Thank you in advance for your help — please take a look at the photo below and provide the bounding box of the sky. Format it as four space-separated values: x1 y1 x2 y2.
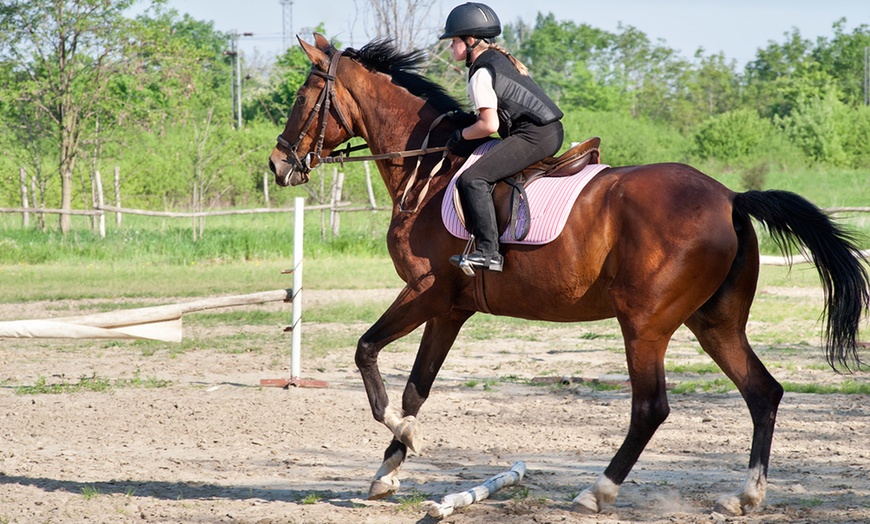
162 0 870 68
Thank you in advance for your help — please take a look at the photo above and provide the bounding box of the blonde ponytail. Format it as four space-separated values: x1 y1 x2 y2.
488 43 529 76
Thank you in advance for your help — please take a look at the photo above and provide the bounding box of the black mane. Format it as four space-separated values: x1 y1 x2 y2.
344 39 461 114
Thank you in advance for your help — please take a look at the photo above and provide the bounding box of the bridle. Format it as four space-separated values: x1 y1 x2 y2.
275 50 355 176
274 48 452 212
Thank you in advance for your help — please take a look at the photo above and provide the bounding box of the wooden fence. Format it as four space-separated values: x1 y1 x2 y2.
2 162 869 260
2 164 388 239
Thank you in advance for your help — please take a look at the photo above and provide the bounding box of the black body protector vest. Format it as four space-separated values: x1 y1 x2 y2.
468 49 563 138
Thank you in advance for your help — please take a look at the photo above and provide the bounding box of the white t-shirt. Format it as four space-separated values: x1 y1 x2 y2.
467 68 498 113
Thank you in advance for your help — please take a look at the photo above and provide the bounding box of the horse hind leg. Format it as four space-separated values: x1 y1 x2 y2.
368 310 472 500
686 314 783 515
685 252 783 515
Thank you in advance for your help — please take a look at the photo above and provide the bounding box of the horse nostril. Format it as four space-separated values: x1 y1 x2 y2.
268 158 277 175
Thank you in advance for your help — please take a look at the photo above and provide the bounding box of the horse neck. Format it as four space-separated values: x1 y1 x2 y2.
350 73 446 203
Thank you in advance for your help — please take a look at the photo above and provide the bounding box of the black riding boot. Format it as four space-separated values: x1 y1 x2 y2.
449 179 504 273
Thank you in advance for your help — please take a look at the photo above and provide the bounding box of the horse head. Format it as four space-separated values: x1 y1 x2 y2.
269 34 357 187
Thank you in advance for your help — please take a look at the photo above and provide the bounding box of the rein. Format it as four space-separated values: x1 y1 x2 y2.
275 49 452 214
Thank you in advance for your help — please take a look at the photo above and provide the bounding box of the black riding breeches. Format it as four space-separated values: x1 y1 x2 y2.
455 120 564 254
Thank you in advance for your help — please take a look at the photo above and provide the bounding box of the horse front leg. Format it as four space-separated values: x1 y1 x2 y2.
367 309 474 499
354 285 458 497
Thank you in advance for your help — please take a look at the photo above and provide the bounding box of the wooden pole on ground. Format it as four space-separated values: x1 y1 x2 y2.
424 462 527 518
0 289 292 342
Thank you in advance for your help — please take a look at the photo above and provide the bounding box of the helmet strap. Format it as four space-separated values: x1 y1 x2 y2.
464 37 482 67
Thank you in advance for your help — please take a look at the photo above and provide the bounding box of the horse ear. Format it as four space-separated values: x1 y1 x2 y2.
313 33 333 52
297 35 329 71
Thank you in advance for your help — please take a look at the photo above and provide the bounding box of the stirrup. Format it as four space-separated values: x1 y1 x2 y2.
449 252 504 275
454 255 477 276
452 235 478 276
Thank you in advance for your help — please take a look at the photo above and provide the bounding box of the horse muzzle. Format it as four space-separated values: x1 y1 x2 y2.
269 149 311 187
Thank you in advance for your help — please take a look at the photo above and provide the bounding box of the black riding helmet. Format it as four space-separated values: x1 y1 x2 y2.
439 2 501 40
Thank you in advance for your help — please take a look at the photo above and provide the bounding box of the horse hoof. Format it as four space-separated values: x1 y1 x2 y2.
570 491 599 514
367 477 400 500
395 416 421 453
714 495 744 516
570 501 598 514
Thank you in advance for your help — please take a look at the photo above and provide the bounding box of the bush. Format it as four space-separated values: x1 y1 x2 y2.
774 90 852 167
561 109 689 166
839 104 870 169
691 109 800 167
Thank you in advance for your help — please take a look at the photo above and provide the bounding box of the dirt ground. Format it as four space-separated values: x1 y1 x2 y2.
1 289 869 524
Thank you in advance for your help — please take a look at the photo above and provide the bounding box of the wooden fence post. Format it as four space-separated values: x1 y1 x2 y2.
364 161 377 211
320 175 326 239
19 167 29 228
192 182 198 242
31 177 45 232
114 166 122 227
331 170 344 236
263 171 270 207
94 170 106 238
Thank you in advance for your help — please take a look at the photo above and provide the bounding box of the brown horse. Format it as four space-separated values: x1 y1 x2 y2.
269 34 869 516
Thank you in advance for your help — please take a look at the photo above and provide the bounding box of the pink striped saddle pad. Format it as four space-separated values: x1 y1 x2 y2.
441 140 610 245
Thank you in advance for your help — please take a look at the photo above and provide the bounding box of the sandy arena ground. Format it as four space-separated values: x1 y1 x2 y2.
1 289 868 524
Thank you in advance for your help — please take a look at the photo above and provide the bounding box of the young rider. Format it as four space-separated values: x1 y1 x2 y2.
441 2 564 273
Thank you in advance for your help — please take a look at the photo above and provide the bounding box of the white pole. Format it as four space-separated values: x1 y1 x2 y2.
94 169 106 239
19 167 29 228
364 161 377 210
291 196 304 379
425 461 527 519
332 171 344 236
114 166 122 227
263 171 270 207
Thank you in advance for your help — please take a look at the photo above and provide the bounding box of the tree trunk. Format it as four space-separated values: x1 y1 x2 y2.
59 93 78 234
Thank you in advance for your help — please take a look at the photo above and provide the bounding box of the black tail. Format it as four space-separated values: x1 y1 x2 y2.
733 190 869 372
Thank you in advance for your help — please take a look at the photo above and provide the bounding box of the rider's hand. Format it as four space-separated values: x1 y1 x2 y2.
446 129 464 153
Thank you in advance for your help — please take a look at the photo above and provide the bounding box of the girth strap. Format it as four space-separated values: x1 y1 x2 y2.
474 272 492 314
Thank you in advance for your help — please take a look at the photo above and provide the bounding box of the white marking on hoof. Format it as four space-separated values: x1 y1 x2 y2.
570 491 599 514
714 465 766 516
394 416 421 453
382 404 421 453
368 476 400 500
368 443 404 500
714 494 744 516
383 404 404 430
571 475 620 513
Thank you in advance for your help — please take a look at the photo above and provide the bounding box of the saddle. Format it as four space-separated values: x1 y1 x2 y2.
453 136 601 241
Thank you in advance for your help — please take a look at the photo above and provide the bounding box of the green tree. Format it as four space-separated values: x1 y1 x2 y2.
248 26 333 124
517 13 609 107
687 50 740 118
743 28 835 118
0 0 143 233
0 1 236 229
812 18 870 107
